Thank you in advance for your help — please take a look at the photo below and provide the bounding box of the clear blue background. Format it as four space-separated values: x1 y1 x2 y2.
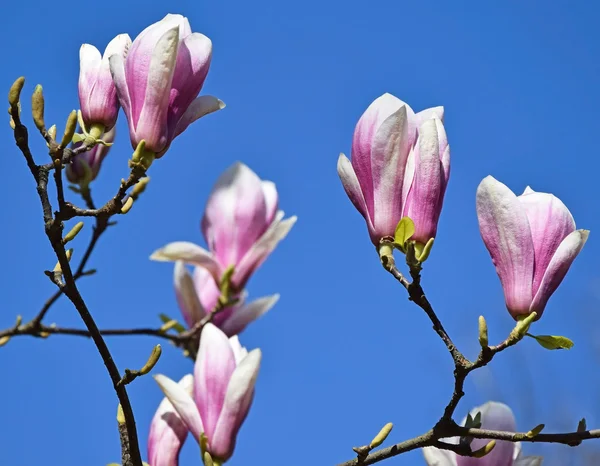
0 1 599 465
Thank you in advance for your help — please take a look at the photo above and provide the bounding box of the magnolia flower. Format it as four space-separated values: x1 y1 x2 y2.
109 14 224 157
148 375 193 466
154 324 261 463
150 162 296 291
66 126 116 184
338 93 450 246
476 176 588 320
174 261 279 336
79 34 131 131
423 402 542 466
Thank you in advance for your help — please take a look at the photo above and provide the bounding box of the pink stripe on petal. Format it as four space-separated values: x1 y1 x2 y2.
150 242 222 284
530 229 588 316
337 153 370 230
261 181 279 225
370 101 417 236
351 93 407 222
172 95 224 139
192 266 221 314
109 54 134 137
135 26 180 152
167 32 212 137
202 163 269 267
154 374 204 442
78 44 101 120
126 15 186 125
84 34 130 128
402 119 443 243
174 261 205 328
233 214 296 290
194 324 237 442
220 294 280 337
148 375 193 466
211 349 261 461
476 176 534 318
517 189 576 295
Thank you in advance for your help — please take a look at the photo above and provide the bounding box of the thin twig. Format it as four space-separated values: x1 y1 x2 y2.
337 246 599 465
10 101 143 466
30 213 110 327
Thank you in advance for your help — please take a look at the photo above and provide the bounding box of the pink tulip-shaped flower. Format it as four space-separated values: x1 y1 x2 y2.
79 34 131 132
154 324 261 463
66 126 116 184
148 375 193 466
338 93 450 246
423 402 542 466
150 162 296 291
174 261 279 336
476 176 588 320
109 14 224 157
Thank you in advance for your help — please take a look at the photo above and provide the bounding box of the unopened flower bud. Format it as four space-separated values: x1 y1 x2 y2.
31 85 45 132
8 76 25 108
60 110 78 148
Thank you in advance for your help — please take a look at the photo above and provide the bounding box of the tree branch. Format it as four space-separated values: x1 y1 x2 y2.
338 245 598 465
10 97 144 466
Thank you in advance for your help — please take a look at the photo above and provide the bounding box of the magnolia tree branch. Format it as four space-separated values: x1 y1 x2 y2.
336 243 598 465
29 212 109 327
9 85 145 466
0 297 235 360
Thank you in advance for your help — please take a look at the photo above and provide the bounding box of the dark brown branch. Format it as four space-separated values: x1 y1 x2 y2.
30 207 110 327
457 426 600 446
338 244 596 465
0 323 180 342
337 430 435 466
0 297 238 360
338 425 600 466
59 165 146 221
10 99 143 466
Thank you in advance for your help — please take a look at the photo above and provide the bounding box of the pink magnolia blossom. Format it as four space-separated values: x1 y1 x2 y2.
148 375 193 466
66 126 116 184
79 34 131 131
476 176 588 320
154 324 261 463
109 14 224 157
338 93 450 246
423 402 542 466
150 162 296 291
174 261 279 336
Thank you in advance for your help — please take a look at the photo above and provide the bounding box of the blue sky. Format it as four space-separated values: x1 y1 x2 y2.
1 1 599 465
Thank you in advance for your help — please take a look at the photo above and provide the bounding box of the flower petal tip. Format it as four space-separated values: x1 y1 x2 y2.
149 249 168 261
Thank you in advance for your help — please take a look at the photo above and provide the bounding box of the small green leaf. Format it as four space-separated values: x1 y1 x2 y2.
416 237 435 262
159 314 186 334
527 334 574 350
526 423 545 438
394 217 415 250
71 133 85 143
464 412 482 429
